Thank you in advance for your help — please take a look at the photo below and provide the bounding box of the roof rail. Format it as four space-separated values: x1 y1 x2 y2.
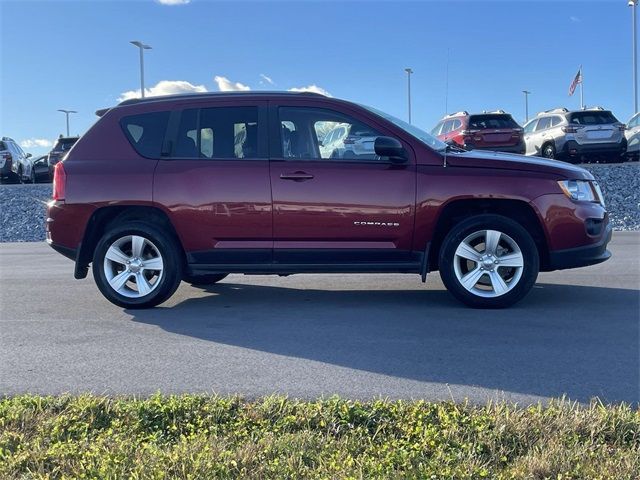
582 106 605 111
444 111 468 118
537 107 569 116
483 109 507 114
1 136 15 142
116 90 326 108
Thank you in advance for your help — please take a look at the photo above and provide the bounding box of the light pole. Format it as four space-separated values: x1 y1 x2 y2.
404 67 413 124
522 90 531 122
630 0 638 113
57 109 77 136
130 40 152 98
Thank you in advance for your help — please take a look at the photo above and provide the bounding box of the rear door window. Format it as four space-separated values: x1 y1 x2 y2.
173 106 264 159
535 117 552 131
120 111 170 158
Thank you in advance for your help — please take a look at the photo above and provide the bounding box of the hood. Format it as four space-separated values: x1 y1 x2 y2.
444 149 593 180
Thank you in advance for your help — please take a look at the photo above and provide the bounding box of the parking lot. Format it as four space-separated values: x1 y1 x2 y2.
1 233 638 405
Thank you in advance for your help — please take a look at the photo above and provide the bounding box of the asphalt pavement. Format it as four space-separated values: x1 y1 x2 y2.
1 233 638 405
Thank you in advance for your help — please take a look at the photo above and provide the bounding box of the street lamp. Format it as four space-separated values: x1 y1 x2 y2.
522 90 531 122
630 0 638 113
404 67 413 124
130 40 152 98
57 109 77 137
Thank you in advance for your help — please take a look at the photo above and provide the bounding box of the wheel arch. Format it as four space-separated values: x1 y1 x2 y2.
75 205 184 279
427 198 550 272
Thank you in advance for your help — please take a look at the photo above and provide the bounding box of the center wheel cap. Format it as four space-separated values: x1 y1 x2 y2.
129 258 143 273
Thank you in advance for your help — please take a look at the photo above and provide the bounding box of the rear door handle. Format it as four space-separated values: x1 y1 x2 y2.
280 171 314 181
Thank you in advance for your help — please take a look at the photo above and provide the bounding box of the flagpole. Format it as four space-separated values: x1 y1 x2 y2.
580 66 584 109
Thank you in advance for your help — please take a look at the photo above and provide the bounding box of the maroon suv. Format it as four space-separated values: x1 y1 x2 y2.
46 92 611 309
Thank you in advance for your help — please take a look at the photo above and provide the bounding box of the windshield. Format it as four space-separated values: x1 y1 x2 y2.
360 104 447 152
53 138 78 152
468 114 520 130
568 111 618 125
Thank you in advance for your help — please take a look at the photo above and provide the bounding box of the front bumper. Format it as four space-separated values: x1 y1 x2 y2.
547 224 612 270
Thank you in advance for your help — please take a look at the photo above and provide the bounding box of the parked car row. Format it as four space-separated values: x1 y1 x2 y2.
0 135 78 184
430 107 633 164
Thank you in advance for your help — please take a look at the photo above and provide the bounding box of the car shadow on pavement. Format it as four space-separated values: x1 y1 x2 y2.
128 282 640 404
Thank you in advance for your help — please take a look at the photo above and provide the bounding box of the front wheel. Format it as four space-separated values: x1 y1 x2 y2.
92 222 183 309
438 215 539 308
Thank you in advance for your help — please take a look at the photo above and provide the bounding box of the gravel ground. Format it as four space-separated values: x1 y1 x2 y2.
1 162 638 242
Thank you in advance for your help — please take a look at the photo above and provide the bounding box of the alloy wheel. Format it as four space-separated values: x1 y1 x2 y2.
453 229 524 298
103 235 164 298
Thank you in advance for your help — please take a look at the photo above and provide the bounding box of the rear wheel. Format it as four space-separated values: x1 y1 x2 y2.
92 222 183 309
29 168 36 184
439 214 539 308
541 142 556 159
183 273 228 286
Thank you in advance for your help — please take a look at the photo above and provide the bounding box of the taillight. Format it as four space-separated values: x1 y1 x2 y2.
562 125 579 133
511 129 523 138
1 152 12 161
52 162 66 201
618 124 626 131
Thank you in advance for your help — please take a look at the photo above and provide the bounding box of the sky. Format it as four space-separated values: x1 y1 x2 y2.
0 0 635 155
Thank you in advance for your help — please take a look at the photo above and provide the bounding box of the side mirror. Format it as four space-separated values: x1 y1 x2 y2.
26 153 32 159
374 136 407 163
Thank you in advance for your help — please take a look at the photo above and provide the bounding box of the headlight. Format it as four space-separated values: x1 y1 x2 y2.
557 180 605 206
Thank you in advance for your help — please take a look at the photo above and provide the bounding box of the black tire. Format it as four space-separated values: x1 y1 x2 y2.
438 214 539 309
92 221 183 309
16 167 24 184
29 168 36 184
183 273 228 286
541 142 556 160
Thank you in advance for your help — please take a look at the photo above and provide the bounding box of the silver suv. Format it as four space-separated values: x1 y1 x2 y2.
523 107 626 163
0 136 34 183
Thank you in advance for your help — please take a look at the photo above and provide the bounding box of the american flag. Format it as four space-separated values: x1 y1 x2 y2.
568 67 582 96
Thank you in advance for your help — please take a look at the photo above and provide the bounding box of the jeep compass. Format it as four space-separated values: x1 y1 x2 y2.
46 92 611 309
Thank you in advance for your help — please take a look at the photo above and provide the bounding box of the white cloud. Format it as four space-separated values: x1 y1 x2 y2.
288 84 331 97
214 75 251 91
20 138 53 149
259 73 275 86
570 16 581 23
156 0 190 5
118 80 207 102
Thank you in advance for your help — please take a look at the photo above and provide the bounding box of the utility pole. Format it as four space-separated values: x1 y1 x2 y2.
404 68 413 124
130 41 152 98
522 90 531 122
57 109 77 136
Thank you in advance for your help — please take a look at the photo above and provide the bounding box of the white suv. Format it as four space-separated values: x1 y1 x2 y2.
625 112 640 160
523 108 627 163
0 137 34 183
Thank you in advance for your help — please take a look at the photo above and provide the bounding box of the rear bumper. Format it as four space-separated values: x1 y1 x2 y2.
561 139 627 158
547 224 612 270
46 238 77 261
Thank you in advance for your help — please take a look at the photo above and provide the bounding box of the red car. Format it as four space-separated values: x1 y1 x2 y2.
431 111 525 154
47 92 610 309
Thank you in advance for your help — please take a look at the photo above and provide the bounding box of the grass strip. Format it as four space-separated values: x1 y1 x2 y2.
0 394 638 479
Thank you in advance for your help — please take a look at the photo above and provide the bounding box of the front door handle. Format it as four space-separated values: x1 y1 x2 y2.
280 171 314 181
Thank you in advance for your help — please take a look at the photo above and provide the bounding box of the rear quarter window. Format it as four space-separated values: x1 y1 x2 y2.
120 111 170 158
